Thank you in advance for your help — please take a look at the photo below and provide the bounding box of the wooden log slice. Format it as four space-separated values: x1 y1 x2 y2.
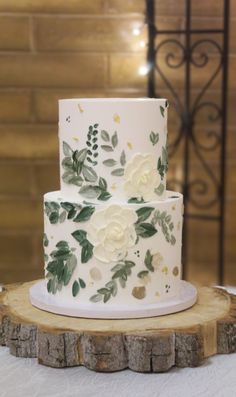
0 280 236 372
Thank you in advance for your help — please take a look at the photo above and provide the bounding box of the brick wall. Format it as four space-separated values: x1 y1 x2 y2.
0 0 235 285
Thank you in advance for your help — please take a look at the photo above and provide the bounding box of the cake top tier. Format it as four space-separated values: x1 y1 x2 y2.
59 98 168 203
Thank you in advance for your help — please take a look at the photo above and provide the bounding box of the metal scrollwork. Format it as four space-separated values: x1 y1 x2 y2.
146 0 229 283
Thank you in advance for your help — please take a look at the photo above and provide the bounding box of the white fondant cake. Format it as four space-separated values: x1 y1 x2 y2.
32 98 196 317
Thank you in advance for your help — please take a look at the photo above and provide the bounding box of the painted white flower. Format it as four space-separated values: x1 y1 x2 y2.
87 205 138 263
124 153 161 201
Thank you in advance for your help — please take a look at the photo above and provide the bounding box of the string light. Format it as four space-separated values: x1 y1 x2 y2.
139 40 146 48
138 64 150 76
132 27 141 36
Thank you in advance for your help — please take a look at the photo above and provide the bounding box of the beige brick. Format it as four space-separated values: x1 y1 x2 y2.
34 89 146 122
0 124 58 159
107 0 145 13
109 53 234 90
0 0 104 13
109 53 146 88
33 16 145 52
0 199 43 230
0 163 32 196
0 16 29 50
108 0 223 16
33 163 60 194
0 54 106 88
0 90 31 122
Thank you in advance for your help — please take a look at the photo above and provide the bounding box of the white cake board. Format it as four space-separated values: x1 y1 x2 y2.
29 280 197 319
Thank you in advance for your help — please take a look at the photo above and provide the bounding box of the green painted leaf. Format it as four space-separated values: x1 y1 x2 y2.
136 207 154 223
104 293 111 303
79 185 101 199
59 210 67 223
128 197 145 204
105 280 117 297
94 123 99 128
160 105 165 117
43 233 49 247
170 235 176 245
112 269 125 280
49 212 59 224
103 159 117 167
111 264 123 272
63 141 73 156
145 249 154 272
79 278 86 288
111 168 124 176
136 223 157 238
47 279 52 293
81 241 93 263
124 260 135 268
67 208 77 219
73 206 95 222
111 131 118 148
90 294 103 302
62 156 73 170
97 288 109 295
82 165 98 183
98 177 107 191
73 148 87 163
120 150 126 166
101 130 110 142
97 191 111 201
101 145 113 152
155 182 165 196
137 270 149 278
60 202 74 212
149 131 159 146
56 241 69 249
72 280 80 297
71 229 87 244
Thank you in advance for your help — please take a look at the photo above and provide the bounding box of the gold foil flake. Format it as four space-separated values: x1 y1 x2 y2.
161 266 168 275
172 266 179 277
127 142 133 150
73 136 79 142
111 183 117 190
113 113 120 123
78 104 84 113
132 286 146 300
172 205 176 211
155 291 160 298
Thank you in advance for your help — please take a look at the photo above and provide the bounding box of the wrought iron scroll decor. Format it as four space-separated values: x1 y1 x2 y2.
146 0 229 283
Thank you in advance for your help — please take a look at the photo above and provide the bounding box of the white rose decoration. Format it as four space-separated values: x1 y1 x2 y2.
124 153 161 201
87 205 138 263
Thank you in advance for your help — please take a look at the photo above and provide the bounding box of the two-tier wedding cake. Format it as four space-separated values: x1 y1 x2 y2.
30 98 197 318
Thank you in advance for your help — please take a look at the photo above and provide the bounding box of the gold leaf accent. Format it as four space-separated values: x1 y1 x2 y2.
78 104 84 113
127 142 133 150
111 183 117 190
172 205 176 211
73 136 79 142
113 113 120 123
172 266 179 277
155 291 160 298
132 286 146 300
161 266 168 275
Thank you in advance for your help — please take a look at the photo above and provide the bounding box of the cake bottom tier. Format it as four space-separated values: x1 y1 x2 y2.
43 190 183 307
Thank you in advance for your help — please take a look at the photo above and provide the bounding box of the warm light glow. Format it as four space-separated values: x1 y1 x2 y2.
139 40 146 48
132 27 141 36
138 64 150 76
